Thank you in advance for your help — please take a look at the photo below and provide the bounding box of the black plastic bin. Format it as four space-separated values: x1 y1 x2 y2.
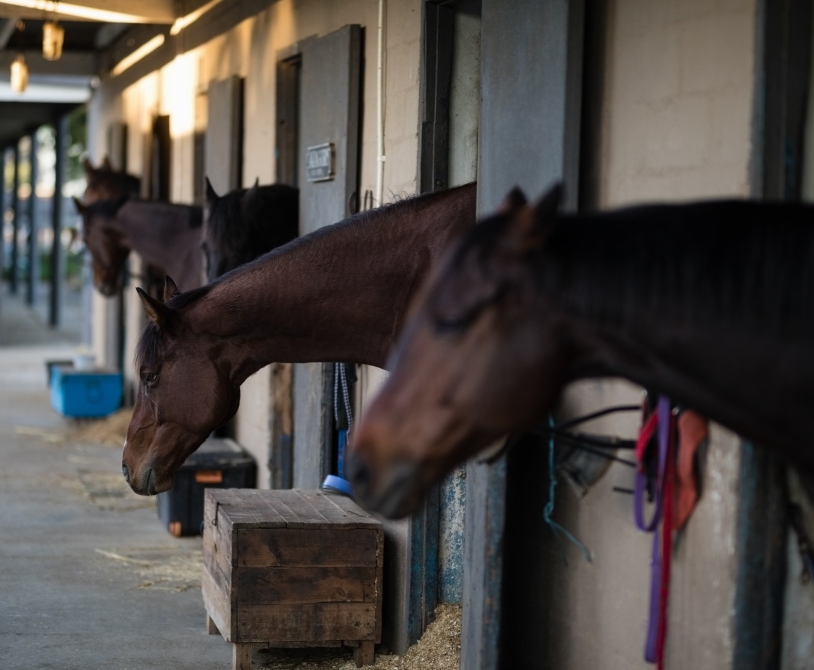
157 437 257 536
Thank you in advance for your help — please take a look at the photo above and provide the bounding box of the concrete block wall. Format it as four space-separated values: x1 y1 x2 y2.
537 1 760 668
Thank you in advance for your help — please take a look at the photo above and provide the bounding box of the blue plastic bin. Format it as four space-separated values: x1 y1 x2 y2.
49 366 123 418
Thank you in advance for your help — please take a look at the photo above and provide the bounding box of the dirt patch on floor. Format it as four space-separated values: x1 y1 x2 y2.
255 603 461 670
77 469 155 511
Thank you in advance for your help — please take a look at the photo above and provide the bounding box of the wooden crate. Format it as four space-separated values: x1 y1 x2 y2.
202 489 383 669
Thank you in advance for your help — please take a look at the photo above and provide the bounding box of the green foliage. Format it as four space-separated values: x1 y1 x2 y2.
65 106 87 184
37 248 83 284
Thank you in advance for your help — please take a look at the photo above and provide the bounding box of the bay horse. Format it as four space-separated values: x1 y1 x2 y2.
348 185 814 517
203 178 299 281
82 157 141 204
74 197 204 297
121 183 477 495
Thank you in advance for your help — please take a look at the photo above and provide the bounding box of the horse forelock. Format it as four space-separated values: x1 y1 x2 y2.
135 320 164 371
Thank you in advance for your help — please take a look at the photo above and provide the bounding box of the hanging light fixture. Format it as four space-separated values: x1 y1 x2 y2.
42 20 64 61
10 20 28 94
10 53 29 93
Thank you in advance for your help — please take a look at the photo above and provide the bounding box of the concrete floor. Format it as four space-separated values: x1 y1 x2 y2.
0 290 232 669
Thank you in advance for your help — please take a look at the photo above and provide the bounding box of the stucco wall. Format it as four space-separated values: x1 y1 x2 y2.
543 1 758 668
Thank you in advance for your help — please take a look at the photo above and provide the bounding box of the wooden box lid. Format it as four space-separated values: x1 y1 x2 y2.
205 489 381 531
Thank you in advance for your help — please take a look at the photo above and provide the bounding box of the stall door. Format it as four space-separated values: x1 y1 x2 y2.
292 25 361 489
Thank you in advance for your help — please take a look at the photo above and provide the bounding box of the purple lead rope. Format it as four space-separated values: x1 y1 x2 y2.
634 397 671 663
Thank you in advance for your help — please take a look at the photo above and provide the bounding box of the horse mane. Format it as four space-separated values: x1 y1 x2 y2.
206 184 299 268
135 183 476 370
85 196 130 219
88 197 202 228
536 200 814 337
87 168 141 196
216 181 475 274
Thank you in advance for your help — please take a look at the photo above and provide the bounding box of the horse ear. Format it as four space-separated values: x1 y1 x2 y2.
163 276 180 303
205 177 219 205
497 187 527 214
242 178 262 213
137 287 174 329
508 182 563 251
65 226 80 247
102 156 113 171
111 195 129 214
533 182 563 222
73 197 88 215
82 158 94 175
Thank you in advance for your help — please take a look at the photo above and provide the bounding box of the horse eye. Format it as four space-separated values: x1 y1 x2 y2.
434 314 475 334
143 373 158 386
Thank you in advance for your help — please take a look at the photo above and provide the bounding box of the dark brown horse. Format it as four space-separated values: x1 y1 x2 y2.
82 157 141 204
121 183 477 495
348 186 814 517
203 178 299 281
74 198 204 297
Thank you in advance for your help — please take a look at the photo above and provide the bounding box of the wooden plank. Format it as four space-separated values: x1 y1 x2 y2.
374 565 383 644
232 642 254 670
203 543 233 599
321 492 383 528
202 569 232 642
203 526 233 577
353 641 375 667
237 529 380 568
264 641 342 648
265 489 331 528
236 603 376 642
236 567 378 605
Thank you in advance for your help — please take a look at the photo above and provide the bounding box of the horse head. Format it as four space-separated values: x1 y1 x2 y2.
347 184 570 518
202 176 299 282
122 277 241 495
73 196 131 297
82 157 140 205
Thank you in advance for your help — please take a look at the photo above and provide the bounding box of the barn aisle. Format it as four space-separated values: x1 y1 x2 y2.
0 291 231 670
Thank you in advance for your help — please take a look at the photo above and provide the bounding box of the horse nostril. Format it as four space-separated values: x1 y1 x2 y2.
122 463 130 483
145 468 157 496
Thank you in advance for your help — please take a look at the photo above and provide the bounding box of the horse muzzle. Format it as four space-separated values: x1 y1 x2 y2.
346 455 423 519
126 465 173 496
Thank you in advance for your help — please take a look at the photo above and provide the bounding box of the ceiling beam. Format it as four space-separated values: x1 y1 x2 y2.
98 0 279 96
0 16 16 48
0 1 175 23
0 50 96 76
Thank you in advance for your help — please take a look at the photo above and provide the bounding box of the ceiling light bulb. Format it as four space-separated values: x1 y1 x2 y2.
10 53 29 93
43 21 65 61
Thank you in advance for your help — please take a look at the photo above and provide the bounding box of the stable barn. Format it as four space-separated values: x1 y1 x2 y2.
2 0 814 668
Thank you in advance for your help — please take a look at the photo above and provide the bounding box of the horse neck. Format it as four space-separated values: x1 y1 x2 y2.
115 201 203 290
552 203 814 459
189 184 476 381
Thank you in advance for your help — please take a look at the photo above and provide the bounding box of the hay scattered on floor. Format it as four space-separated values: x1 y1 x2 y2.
77 469 154 511
13 408 133 448
256 603 461 670
70 408 133 447
95 545 203 593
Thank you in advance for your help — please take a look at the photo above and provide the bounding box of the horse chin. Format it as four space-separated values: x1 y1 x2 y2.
357 462 426 519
